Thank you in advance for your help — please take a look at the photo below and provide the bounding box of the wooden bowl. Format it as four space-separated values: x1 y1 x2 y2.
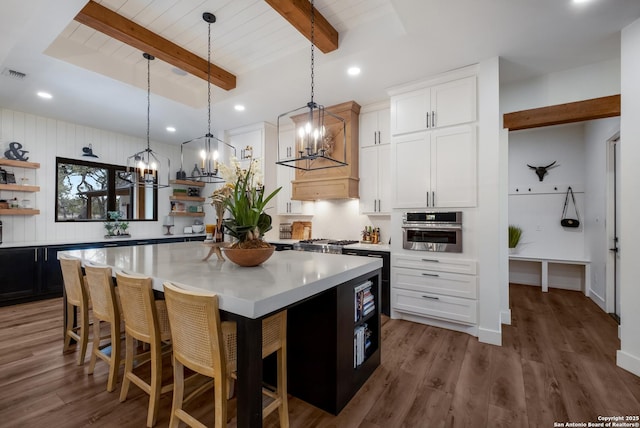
222 245 275 267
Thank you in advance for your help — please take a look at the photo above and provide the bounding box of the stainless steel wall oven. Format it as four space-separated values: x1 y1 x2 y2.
402 211 463 252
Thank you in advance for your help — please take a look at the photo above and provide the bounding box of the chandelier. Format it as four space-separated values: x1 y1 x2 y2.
127 53 170 188
276 0 347 171
182 12 234 183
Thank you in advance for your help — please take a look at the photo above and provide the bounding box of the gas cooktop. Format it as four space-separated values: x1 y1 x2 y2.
293 239 359 254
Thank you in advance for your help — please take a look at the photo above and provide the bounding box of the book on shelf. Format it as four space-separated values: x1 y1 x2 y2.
353 323 373 368
354 280 375 322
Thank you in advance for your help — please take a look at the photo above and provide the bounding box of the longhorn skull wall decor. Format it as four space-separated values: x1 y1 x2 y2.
527 161 557 181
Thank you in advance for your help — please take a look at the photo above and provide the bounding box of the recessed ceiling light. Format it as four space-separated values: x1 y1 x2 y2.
347 67 361 76
37 91 52 99
234 104 245 111
166 126 176 133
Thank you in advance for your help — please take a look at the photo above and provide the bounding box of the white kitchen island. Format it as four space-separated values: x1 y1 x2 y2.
60 241 383 428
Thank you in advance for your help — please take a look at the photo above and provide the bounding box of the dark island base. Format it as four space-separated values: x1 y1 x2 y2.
280 270 382 415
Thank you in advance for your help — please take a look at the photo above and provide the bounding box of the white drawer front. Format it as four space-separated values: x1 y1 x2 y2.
392 254 476 274
392 267 477 299
392 288 477 325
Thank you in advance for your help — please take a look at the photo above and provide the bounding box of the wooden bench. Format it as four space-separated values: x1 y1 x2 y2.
508 255 590 294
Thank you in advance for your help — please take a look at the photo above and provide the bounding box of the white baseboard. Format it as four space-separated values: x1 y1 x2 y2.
617 350 640 377
501 309 512 325
588 289 606 311
478 326 502 346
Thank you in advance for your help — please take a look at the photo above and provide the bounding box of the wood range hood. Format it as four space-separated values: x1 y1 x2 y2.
291 101 361 200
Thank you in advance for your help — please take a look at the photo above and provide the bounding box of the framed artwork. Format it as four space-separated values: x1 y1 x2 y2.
5 172 16 184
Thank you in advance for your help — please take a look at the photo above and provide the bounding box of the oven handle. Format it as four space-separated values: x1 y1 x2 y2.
401 224 462 231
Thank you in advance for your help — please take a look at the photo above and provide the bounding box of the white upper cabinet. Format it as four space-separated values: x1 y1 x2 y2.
360 107 390 148
360 144 391 214
390 76 476 136
391 125 476 209
276 127 303 215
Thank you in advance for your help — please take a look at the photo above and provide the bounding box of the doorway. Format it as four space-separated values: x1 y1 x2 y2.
606 135 621 323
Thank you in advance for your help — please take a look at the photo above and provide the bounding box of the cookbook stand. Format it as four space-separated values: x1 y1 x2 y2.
202 241 230 261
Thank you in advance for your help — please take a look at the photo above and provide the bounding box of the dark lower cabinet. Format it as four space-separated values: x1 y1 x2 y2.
343 248 390 316
286 269 381 414
0 247 41 305
0 236 206 306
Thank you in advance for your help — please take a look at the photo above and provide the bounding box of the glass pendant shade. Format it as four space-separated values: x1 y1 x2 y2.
127 53 170 189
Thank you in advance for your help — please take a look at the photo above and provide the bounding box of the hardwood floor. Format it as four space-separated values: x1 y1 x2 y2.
1 284 639 427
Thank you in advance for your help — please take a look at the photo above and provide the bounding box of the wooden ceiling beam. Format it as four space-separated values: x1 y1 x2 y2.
503 95 620 131
74 0 236 90
264 0 339 53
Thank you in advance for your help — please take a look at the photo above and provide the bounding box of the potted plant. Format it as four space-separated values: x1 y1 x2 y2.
508 225 523 253
214 155 281 266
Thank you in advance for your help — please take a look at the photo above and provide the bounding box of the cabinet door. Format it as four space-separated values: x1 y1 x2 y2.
377 144 391 214
360 108 390 148
0 247 40 304
359 111 379 149
229 128 263 164
431 76 476 128
431 125 477 207
276 128 303 215
359 146 378 213
392 132 430 208
390 89 429 135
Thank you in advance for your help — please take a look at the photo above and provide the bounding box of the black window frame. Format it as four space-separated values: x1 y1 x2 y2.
55 156 158 222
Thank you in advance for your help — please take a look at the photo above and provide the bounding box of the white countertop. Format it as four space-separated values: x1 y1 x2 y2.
60 241 382 319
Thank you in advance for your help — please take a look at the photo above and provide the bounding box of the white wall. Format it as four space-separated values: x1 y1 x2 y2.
276 200 391 244
618 17 640 377
508 124 586 260
584 117 620 309
0 108 207 245
477 56 503 345
501 58 620 114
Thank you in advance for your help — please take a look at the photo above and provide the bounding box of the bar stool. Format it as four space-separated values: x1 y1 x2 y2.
59 255 90 366
84 263 122 392
116 271 172 428
163 281 290 428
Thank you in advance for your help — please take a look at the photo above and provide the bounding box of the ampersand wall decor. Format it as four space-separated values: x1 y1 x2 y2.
4 142 29 161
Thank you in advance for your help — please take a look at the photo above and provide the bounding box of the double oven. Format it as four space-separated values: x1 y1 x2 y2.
402 211 463 253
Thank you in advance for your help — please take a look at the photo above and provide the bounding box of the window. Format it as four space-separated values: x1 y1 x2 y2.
55 157 157 222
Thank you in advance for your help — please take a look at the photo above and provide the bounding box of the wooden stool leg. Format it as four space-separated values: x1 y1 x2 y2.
88 319 101 374
147 343 162 427
106 321 120 392
78 304 90 366
63 303 74 353
277 348 290 428
119 334 135 402
169 360 185 428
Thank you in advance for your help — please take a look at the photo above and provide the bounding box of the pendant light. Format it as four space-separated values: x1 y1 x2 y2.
182 12 235 183
276 0 347 171
127 53 170 188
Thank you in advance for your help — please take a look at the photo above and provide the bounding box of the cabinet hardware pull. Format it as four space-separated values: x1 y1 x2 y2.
374 199 377 212
367 254 383 258
34 248 38 262
421 295 440 300
432 111 436 127
137 241 149 244
346 252 358 255
44 248 48 262
378 199 381 212
426 192 430 207
432 191 435 206
426 112 430 128
421 272 439 277
104 243 118 247
421 258 440 262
